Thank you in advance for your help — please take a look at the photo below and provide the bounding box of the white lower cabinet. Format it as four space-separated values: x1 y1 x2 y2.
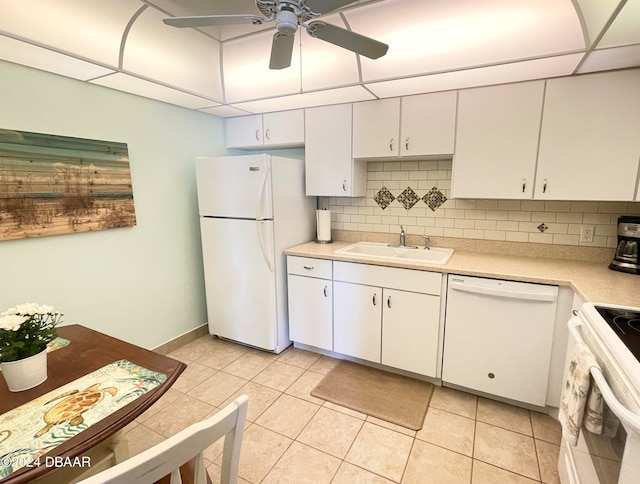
333 262 443 378
334 281 382 362
287 257 333 351
381 288 440 377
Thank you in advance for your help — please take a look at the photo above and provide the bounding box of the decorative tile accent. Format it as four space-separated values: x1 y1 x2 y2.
423 187 447 211
374 186 395 210
397 187 420 210
537 223 549 233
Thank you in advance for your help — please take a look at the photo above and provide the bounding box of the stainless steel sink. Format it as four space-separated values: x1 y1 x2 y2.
335 241 454 265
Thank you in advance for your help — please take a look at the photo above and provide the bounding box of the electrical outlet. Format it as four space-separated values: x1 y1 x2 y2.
580 225 595 243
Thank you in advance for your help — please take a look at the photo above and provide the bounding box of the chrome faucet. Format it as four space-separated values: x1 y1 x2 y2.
422 234 431 250
388 225 417 248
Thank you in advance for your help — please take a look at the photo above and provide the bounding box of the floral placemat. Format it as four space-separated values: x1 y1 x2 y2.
46 337 70 353
0 360 166 478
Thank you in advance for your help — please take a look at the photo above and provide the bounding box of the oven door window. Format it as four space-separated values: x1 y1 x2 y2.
582 399 625 483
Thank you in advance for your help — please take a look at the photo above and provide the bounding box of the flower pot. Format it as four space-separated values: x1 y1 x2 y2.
1 349 48 392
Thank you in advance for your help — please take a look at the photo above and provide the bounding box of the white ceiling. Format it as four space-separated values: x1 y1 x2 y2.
0 0 638 117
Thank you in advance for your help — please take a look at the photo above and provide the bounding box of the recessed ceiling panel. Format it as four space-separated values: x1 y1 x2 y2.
229 85 375 113
223 29 302 103
578 45 640 73
91 72 218 109
123 7 222 101
300 14 360 91
598 0 640 48
345 0 585 82
0 0 140 67
572 0 622 46
0 36 114 80
365 54 584 98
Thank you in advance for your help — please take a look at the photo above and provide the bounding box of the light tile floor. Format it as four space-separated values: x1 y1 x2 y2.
124 335 563 483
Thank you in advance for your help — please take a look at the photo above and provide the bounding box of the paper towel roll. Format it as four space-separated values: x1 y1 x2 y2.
316 209 332 243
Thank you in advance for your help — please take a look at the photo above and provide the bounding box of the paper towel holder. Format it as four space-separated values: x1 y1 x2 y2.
315 208 332 244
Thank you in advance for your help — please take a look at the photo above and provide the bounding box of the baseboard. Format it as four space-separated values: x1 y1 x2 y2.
152 324 209 355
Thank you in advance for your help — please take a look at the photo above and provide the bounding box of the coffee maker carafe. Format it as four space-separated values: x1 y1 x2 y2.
609 216 640 274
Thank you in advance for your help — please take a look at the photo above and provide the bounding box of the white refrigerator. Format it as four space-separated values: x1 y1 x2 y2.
196 154 316 353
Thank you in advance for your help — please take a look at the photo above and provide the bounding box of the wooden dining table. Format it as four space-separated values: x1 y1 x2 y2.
0 324 186 484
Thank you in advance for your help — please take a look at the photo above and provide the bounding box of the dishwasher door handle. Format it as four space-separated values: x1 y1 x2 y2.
449 281 556 302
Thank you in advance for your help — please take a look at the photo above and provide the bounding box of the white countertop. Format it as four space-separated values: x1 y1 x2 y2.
285 241 640 307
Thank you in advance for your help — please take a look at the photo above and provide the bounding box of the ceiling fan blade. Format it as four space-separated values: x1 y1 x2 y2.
269 33 295 70
307 22 388 59
163 14 265 28
305 0 359 14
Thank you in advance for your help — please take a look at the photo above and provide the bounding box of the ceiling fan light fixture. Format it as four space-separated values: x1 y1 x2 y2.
276 8 299 35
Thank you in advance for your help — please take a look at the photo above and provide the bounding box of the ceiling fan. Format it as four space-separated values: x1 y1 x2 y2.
162 0 389 70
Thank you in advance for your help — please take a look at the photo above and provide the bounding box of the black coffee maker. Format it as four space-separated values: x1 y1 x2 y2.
609 216 640 274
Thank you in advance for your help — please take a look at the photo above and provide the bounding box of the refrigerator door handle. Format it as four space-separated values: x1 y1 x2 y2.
255 161 270 221
257 221 274 272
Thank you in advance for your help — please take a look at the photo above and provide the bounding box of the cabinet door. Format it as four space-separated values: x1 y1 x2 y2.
401 91 456 157
381 289 440 377
352 98 401 158
334 281 382 363
263 109 304 148
452 81 544 199
287 275 333 351
305 104 366 197
536 70 640 201
226 115 264 148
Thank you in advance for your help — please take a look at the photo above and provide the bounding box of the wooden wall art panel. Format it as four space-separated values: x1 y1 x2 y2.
0 129 136 242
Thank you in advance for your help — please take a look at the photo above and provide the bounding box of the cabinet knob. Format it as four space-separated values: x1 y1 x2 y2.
387 295 392 308
323 285 328 297
488 373 495 379
303 265 314 270
255 129 260 141
342 180 347 192
405 138 409 151
372 293 377 306
522 179 526 193
265 128 270 140
389 138 394 151
543 179 548 193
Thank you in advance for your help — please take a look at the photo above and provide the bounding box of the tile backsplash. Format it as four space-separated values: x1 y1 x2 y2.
324 159 640 249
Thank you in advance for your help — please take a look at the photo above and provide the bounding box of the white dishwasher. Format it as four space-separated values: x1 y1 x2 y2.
442 274 558 407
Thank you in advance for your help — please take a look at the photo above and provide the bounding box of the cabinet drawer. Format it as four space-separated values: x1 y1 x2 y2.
334 261 441 295
287 256 332 279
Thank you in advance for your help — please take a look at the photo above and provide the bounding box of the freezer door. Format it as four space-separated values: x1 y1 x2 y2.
196 155 273 219
200 217 277 350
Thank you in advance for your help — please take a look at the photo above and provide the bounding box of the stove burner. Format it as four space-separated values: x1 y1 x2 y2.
629 319 640 333
596 305 640 363
606 308 640 319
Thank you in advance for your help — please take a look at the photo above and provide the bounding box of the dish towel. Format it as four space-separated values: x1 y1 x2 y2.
558 341 600 446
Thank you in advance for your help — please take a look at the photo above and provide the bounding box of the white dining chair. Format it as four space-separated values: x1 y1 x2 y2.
78 394 248 484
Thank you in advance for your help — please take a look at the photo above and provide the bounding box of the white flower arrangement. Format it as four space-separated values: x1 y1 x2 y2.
0 303 63 363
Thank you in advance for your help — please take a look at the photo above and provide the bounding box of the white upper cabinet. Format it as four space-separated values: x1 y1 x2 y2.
536 69 640 201
400 91 457 157
352 98 401 159
352 92 456 159
225 110 304 149
305 104 367 197
452 81 545 199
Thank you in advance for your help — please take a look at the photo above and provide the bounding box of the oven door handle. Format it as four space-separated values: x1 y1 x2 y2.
569 317 640 433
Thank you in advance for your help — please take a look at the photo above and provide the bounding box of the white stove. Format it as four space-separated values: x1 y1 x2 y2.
559 302 640 484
